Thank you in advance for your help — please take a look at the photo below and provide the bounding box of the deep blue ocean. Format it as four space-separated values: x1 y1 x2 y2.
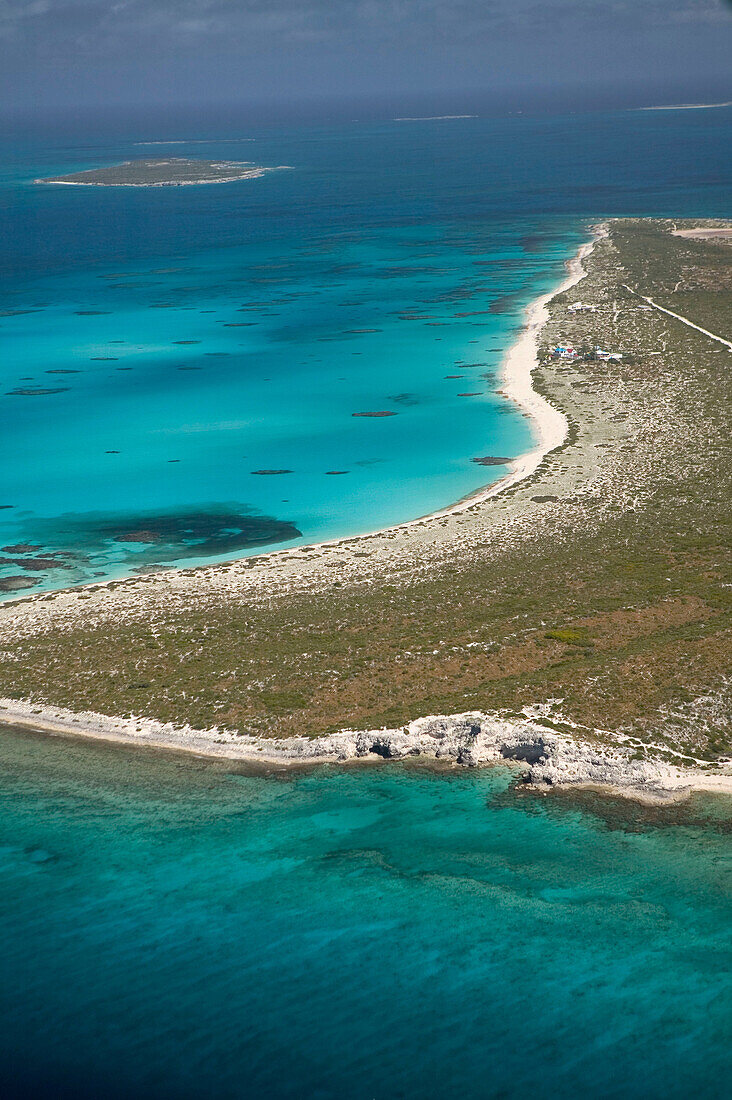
1 104 731 1098
0 105 729 593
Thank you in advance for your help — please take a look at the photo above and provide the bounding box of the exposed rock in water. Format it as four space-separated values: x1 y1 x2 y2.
240 712 700 797
2 544 42 554
472 456 512 466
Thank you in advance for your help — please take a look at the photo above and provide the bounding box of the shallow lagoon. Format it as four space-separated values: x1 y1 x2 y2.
1 105 730 592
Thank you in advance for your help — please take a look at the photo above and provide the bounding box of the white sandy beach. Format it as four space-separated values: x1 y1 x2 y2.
0 223 605 597
2 219 731 802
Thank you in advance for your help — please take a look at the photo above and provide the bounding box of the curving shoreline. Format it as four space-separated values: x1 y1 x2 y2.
1 222 604 607
2 218 731 803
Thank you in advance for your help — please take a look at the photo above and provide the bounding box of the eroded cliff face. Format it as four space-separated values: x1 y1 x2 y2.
299 713 687 796
2 696 727 799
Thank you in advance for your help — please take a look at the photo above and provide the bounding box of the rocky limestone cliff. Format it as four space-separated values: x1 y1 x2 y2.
3 700 727 800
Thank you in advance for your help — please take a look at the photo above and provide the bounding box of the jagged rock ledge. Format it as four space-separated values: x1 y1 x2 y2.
2 700 730 802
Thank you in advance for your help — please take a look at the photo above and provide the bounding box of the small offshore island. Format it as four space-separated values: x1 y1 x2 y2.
35 156 279 187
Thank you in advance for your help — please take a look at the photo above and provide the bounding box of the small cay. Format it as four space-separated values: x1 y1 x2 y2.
34 157 285 187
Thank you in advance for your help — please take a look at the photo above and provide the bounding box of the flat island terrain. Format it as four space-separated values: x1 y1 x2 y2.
2 218 731 800
35 157 278 186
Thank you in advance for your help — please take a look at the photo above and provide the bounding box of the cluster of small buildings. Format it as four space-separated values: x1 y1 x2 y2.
567 301 596 313
551 344 623 362
595 347 623 361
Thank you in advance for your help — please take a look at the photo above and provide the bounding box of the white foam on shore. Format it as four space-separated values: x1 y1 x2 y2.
393 115 478 121
635 101 732 111
134 139 256 145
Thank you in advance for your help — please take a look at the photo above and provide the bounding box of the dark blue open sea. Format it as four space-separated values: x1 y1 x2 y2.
0 105 731 1097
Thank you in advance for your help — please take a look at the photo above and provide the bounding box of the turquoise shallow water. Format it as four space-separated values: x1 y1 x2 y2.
0 218 556 588
1 105 730 592
0 726 730 1099
1 105 731 1096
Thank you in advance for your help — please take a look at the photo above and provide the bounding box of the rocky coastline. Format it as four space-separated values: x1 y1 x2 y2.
2 697 730 802
1 218 730 804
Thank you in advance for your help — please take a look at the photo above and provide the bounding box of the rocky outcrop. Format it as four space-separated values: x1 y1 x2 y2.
304 713 686 796
2 700 728 800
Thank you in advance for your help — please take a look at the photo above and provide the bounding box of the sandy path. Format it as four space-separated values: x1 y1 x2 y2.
621 284 732 351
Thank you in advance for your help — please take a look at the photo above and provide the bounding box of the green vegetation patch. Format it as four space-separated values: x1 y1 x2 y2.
545 628 593 647
1 219 730 759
